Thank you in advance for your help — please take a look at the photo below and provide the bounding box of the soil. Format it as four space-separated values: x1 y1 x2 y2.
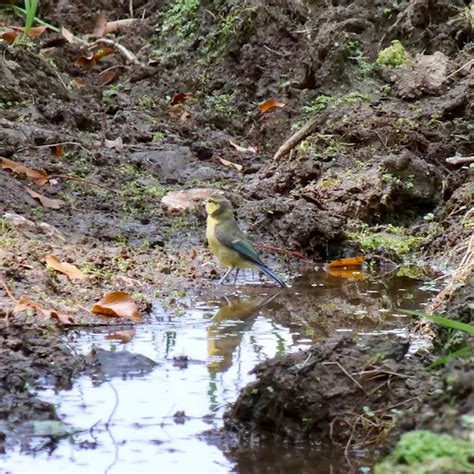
0 0 472 463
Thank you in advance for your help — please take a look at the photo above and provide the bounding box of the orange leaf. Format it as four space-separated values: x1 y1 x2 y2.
106 329 136 344
91 291 142 322
1 31 18 43
25 187 64 209
14 297 73 324
327 256 365 268
94 47 113 62
258 98 285 113
1 157 49 185
45 255 86 280
215 156 243 172
229 140 257 154
54 144 63 157
11 25 48 39
326 268 364 280
42 308 75 325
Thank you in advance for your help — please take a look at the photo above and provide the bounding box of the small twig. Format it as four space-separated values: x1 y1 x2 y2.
446 155 474 165
446 58 474 80
17 141 93 155
373 130 387 148
48 174 118 194
263 44 287 57
273 111 329 161
253 242 312 262
0 276 17 304
90 37 142 66
322 361 366 392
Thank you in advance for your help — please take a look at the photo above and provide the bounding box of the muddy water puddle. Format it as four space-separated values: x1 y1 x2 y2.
3 270 440 473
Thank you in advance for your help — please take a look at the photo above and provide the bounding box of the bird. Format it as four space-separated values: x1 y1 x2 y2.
205 194 288 287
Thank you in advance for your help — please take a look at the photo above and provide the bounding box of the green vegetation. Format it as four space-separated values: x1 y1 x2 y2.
347 39 373 76
349 224 423 256
303 95 331 114
375 430 474 473
376 40 410 67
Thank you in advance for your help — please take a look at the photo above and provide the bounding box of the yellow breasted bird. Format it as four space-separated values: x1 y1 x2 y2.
205 194 288 287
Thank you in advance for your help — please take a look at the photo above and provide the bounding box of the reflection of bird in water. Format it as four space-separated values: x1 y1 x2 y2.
207 292 280 373
205 194 288 287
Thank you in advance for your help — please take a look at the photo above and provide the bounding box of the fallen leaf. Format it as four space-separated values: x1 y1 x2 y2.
105 19 136 34
91 291 142 322
327 256 365 268
94 47 114 62
11 25 48 39
45 255 86 280
104 136 124 150
98 67 120 86
53 145 63 157
229 139 257 154
92 11 108 37
14 297 74 324
161 188 216 212
106 329 136 344
170 92 191 105
258 98 285 113
215 156 243 172
325 268 365 280
180 110 191 123
1 157 49 185
61 26 76 44
1 31 18 43
74 48 113 69
167 105 183 116
25 187 65 209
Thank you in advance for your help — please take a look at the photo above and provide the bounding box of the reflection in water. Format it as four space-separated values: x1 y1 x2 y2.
0 269 439 473
207 292 280 373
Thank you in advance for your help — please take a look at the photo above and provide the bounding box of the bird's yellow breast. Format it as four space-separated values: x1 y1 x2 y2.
206 216 254 269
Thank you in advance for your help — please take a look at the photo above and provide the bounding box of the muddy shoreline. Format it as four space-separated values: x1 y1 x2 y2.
0 0 472 469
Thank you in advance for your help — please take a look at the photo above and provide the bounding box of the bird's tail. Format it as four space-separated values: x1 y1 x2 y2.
256 263 288 288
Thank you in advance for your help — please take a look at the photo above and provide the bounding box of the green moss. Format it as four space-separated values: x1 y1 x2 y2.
375 430 474 474
303 95 332 114
348 224 423 256
376 40 410 67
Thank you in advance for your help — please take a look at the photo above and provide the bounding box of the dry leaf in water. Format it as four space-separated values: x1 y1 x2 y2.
327 256 365 268
1 157 49 185
45 255 86 280
106 329 136 344
25 187 64 209
229 140 257 154
215 156 243 172
91 291 142 322
161 188 215 212
258 98 285 113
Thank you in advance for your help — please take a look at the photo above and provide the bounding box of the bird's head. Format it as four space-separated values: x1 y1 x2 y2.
205 194 233 218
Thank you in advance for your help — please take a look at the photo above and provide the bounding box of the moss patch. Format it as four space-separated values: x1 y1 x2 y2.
376 40 411 67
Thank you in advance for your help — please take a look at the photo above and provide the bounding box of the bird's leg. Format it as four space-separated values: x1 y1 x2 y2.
233 269 240 285
218 267 233 284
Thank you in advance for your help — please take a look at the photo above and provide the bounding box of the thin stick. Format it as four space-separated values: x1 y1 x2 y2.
0 277 17 304
17 141 93 155
253 242 312 262
446 155 474 165
90 37 142 66
48 174 118 194
446 58 474 80
322 361 366 392
273 111 329 161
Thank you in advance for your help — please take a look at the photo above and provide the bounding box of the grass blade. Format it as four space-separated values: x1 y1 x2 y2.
400 309 474 335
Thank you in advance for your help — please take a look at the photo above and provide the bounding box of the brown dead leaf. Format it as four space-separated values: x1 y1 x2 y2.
105 19 136 34
45 255 86 280
1 31 18 43
71 77 85 89
11 25 48 39
98 68 119 86
91 291 142 322
229 139 257 154
258 98 285 113
180 111 191 123
167 105 183 116
61 26 76 44
25 187 65 209
104 136 124 150
14 297 74 324
327 256 365 268
74 48 113 69
1 157 49 185
106 329 136 344
215 156 243 172
161 188 216 212
53 144 63 157
94 47 114 62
